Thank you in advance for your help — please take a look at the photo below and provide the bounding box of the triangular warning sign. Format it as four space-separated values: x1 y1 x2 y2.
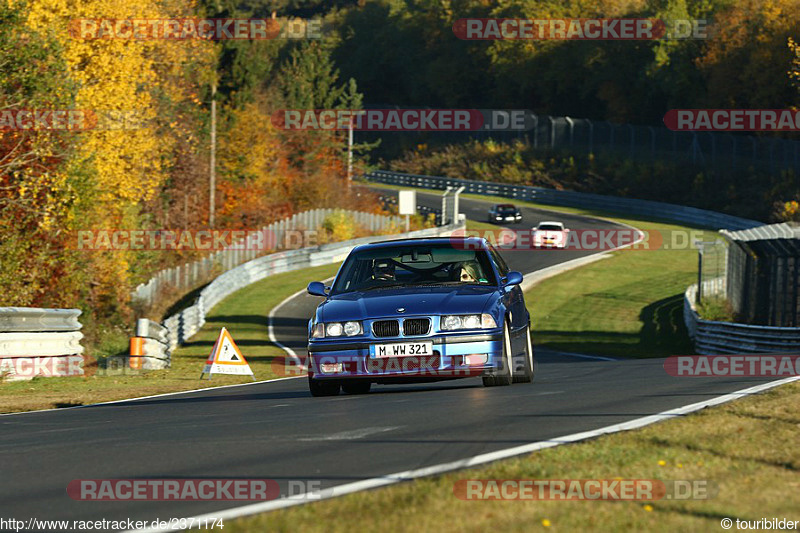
201 327 255 380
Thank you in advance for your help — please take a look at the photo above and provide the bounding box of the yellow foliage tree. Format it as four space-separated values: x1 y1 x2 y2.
17 0 214 311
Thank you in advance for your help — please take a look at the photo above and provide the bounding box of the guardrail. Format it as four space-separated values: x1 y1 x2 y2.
684 284 800 354
132 208 403 308
135 319 170 370
364 170 763 231
147 221 463 365
0 308 85 381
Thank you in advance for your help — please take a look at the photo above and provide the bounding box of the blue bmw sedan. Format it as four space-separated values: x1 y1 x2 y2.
305 236 534 396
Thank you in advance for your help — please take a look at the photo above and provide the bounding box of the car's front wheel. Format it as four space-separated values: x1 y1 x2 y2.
483 321 514 387
308 374 340 397
513 326 535 383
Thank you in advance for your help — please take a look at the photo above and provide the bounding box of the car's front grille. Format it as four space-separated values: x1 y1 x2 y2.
372 320 399 337
403 318 430 336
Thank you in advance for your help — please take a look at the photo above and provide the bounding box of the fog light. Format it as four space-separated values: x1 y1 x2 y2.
465 354 488 365
320 363 344 373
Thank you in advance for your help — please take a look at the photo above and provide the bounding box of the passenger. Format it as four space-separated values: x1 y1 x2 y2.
456 262 481 283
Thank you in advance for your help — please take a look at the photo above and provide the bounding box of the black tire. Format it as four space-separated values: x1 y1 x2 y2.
342 381 371 395
483 321 513 387
513 326 535 383
308 374 340 397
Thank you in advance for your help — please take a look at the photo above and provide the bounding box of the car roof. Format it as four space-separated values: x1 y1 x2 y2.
358 236 489 251
494 203 516 208
537 221 564 226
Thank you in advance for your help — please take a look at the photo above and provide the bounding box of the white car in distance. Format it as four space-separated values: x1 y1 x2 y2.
533 221 569 249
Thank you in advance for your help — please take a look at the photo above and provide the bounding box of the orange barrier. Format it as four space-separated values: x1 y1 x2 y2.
129 337 144 369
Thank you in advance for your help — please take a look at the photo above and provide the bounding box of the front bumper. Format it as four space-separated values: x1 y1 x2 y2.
308 332 503 380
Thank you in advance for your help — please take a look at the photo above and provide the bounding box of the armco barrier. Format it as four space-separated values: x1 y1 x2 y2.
0 307 82 332
0 308 85 381
135 319 170 370
684 284 800 355
151 222 463 362
364 170 763 231
132 208 402 308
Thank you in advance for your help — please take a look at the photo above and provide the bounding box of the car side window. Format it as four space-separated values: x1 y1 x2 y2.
488 245 509 276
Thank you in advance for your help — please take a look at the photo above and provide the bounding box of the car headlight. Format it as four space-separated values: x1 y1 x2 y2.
441 314 497 331
326 323 343 337
316 321 362 338
463 315 481 329
343 321 362 336
442 315 462 330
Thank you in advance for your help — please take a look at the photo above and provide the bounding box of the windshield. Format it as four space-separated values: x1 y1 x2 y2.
537 224 564 231
497 206 517 213
331 244 497 294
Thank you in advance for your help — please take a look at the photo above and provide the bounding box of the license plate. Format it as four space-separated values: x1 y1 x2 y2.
370 342 433 358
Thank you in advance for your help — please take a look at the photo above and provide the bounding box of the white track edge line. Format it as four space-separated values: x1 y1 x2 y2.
0 375 305 418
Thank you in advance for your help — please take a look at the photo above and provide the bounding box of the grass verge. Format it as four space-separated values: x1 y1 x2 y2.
525 218 715 359
227 381 800 532
0 262 340 414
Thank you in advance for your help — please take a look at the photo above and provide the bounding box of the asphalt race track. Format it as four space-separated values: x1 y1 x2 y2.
0 191 781 530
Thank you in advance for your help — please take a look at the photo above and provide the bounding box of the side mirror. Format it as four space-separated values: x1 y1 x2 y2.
503 271 523 287
307 281 328 297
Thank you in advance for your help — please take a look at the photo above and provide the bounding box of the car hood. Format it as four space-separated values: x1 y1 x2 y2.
319 286 497 321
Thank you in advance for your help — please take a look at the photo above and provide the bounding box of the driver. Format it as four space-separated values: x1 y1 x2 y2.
372 260 395 281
